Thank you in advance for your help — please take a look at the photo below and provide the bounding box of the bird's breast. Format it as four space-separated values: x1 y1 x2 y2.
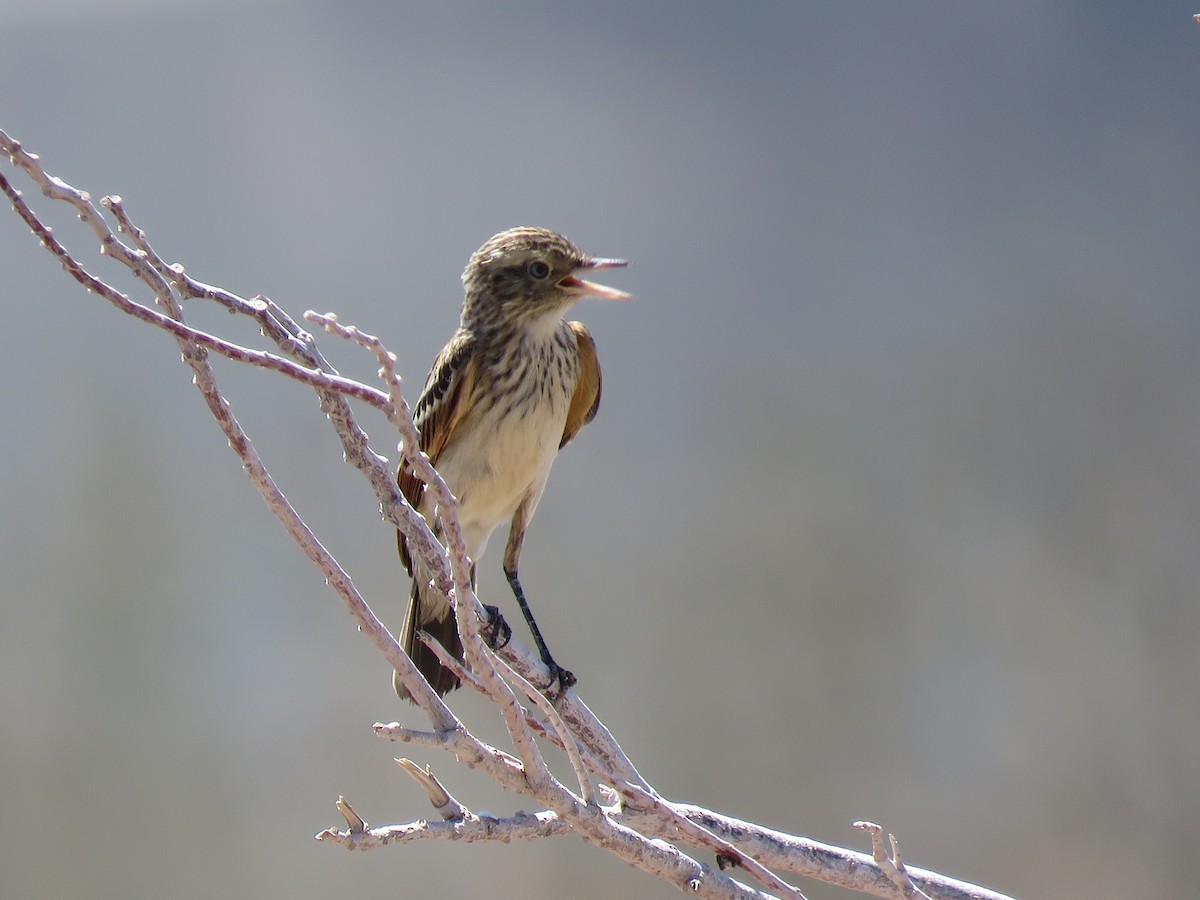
433 326 579 550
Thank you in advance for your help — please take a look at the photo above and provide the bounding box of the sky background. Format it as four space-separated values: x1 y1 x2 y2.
3 4 1200 899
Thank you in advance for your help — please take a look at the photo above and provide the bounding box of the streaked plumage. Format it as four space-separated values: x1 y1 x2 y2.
395 227 630 700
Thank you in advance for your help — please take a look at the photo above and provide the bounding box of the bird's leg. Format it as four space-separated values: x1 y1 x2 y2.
503 509 576 697
503 567 576 696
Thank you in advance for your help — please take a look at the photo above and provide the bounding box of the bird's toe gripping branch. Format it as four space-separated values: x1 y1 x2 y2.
482 604 513 650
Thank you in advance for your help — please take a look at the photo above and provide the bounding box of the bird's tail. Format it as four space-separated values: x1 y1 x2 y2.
394 573 464 700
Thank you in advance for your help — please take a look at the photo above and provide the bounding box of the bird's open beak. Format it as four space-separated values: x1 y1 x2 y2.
559 257 633 301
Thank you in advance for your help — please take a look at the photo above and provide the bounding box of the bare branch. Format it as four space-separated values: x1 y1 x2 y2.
489 649 596 806
621 783 809 900
1 127 1018 900
395 759 470 822
336 797 368 836
317 808 572 850
853 822 934 900
308 312 590 812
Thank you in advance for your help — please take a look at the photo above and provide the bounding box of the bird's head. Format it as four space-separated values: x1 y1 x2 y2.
461 226 631 332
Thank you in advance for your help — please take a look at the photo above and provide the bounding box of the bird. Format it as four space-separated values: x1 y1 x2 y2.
394 226 631 701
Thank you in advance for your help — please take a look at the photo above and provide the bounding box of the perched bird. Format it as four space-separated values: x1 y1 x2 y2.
394 226 631 701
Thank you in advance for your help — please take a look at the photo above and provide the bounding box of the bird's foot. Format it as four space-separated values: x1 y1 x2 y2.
544 661 577 700
481 605 513 650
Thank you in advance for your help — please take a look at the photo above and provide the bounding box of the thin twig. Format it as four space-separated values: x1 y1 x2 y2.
490 650 595 806
2 126 1020 900
395 758 470 822
308 312 577 805
317 808 572 850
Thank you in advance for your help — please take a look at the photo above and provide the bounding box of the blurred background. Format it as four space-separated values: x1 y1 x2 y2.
3 3 1198 898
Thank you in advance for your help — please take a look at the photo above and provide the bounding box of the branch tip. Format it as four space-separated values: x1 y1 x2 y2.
336 796 367 835
395 758 469 821
853 821 929 899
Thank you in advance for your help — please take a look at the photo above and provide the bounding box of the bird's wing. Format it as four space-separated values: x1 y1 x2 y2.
560 320 602 449
397 329 479 573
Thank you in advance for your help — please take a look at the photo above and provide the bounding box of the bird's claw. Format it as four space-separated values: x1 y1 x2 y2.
482 605 513 650
545 662 576 700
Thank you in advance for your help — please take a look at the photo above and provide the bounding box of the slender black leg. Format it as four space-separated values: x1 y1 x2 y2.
504 567 576 696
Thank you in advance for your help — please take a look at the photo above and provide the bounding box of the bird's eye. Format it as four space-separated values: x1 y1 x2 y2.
527 260 551 280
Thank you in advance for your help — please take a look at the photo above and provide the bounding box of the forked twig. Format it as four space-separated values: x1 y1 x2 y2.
1 127 1017 900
